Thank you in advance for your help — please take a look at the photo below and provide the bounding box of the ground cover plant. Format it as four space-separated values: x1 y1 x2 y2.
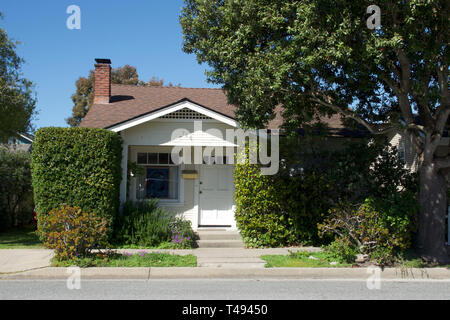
51 250 197 268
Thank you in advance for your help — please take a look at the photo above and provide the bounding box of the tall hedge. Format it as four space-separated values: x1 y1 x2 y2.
234 160 297 248
31 127 122 228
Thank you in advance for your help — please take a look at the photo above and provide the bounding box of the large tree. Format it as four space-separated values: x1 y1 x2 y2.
181 0 450 262
0 12 36 142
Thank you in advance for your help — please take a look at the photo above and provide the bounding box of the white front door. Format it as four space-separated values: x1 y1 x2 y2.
199 165 234 226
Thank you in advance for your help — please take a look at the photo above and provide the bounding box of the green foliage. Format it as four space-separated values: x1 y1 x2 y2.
234 158 296 248
113 200 196 249
181 0 448 132
319 194 419 265
51 251 197 268
0 148 34 230
234 138 418 251
365 144 418 198
277 169 333 245
38 205 109 261
262 250 352 268
113 200 173 247
0 12 36 142
31 127 123 230
325 237 360 264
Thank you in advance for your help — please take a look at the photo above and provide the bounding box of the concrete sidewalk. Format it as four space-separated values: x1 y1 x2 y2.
0 249 54 273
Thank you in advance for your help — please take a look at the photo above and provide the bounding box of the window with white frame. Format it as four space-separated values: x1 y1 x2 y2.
136 152 180 201
398 139 406 163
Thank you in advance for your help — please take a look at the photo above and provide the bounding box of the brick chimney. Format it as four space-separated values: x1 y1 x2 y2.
93 58 111 104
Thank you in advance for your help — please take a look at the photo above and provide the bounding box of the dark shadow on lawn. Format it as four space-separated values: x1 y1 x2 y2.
0 227 43 248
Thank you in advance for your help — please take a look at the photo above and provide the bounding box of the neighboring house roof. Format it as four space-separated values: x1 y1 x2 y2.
17 133 34 143
1 133 34 152
80 84 363 137
7 133 34 144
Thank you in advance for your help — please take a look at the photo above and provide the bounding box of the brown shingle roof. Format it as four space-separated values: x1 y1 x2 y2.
80 84 357 135
80 84 238 129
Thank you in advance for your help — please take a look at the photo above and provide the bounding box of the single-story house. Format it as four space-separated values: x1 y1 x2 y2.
80 58 420 230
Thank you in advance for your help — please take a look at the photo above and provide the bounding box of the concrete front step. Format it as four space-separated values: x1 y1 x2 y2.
196 239 244 248
196 231 243 241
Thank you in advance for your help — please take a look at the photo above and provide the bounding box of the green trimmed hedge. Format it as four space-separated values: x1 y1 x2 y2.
234 160 297 247
31 127 122 229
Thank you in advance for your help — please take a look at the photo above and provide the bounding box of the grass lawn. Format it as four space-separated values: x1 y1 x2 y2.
51 251 197 268
262 250 352 268
262 249 450 268
0 227 43 249
111 242 191 249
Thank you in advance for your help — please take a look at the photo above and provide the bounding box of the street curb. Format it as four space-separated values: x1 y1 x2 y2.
0 267 449 280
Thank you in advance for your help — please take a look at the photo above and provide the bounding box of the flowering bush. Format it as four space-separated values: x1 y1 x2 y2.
169 218 196 249
38 204 109 261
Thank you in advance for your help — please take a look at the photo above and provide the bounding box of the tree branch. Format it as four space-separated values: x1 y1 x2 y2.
435 62 450 135
436 156 450 169
310 94 395 135
396 48 411 93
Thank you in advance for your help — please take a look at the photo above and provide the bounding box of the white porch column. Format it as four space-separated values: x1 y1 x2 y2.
192 164 200 230
120 139 128 205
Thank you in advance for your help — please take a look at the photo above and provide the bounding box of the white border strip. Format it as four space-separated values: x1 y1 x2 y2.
108 101 238 132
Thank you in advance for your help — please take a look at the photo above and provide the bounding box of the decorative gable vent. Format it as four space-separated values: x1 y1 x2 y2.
161 108 212 120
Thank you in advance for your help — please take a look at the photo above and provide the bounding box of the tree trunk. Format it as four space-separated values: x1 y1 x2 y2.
417 162 450 263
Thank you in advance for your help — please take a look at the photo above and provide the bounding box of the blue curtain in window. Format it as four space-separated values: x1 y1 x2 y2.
146 168 169 198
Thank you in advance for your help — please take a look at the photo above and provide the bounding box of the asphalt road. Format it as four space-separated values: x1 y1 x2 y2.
0 279 448 300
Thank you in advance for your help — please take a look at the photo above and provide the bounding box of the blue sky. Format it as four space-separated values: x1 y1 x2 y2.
1 1 218 130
